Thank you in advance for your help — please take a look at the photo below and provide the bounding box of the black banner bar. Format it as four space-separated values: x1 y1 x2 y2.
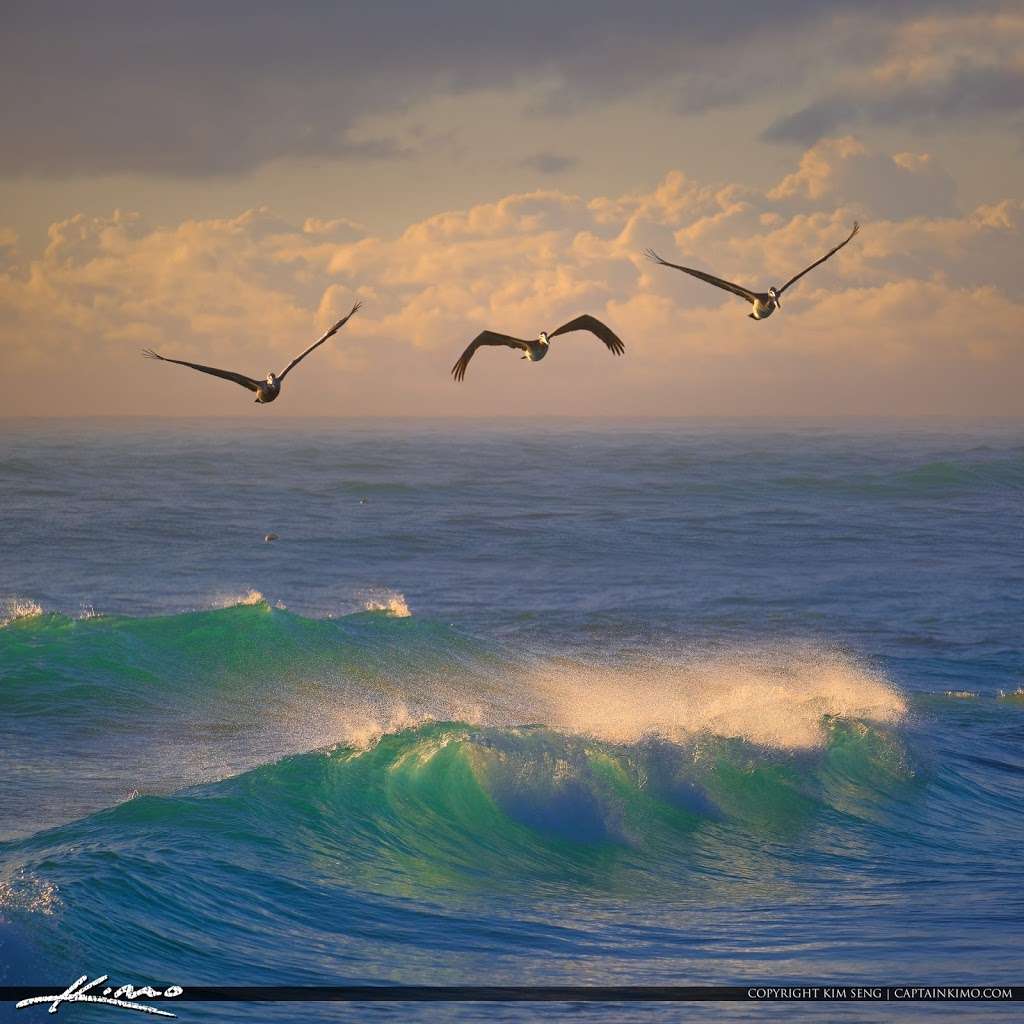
4 985 1021 1004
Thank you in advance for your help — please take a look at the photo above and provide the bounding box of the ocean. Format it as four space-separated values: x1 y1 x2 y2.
1 417 1022 1021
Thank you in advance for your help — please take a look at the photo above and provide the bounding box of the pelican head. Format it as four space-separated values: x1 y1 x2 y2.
523 331 551 360
768 287 781 307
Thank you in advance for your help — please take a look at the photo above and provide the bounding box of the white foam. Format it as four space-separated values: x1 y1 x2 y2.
277 646 903 763
329 704 422 753
361 591 412 617
214 589 270 609
0 871 61 917
532 647 906 751
0 598 44 627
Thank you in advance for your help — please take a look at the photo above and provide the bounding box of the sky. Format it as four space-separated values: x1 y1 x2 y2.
1 1 1022 417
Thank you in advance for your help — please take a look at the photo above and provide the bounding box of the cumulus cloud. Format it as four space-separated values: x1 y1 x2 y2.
1 137 1021 416
768 137 959 218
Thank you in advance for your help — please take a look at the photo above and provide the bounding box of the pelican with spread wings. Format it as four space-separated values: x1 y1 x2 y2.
142 302 362 404
451 314 625 382
645 222 859 320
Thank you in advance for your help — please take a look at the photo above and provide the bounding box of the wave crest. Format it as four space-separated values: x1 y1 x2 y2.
360 591 412 617
534 648 905 751
0 598 44 627
221 589 269 608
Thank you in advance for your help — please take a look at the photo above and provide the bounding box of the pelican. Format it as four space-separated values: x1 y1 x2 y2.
645 222 859 320
142 302 362 403
451 314 624 381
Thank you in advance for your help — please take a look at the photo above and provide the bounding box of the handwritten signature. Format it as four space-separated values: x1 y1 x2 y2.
16 975 184 1017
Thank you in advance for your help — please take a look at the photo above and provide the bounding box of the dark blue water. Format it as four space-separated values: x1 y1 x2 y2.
1 418 1022 1022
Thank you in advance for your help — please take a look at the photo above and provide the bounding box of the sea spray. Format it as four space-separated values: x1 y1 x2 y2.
360 590 413 617
0 598 44 627
534 647 906 751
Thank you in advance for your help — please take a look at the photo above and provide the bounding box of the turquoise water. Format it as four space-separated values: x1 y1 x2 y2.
1 419 1022 1021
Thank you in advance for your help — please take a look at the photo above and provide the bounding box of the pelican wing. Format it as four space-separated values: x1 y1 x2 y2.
141 350 260 392
777 222 859 296
548 314 625 355
645 249 757 303
451 331 529 382
277 301 362 381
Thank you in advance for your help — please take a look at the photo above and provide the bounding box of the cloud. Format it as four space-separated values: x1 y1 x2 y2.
0 1 997 178
1 138 1021 416
764 12 1024 144
521 153 580 175
768 137 958 218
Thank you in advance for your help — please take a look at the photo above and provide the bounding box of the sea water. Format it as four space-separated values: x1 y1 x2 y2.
1 417 1022 1021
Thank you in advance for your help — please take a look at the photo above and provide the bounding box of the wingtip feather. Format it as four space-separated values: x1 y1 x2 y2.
322 301 363 337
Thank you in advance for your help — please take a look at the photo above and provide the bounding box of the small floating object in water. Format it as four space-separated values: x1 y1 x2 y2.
359 498 368 505
944 690 977 699
264 532 279 543
997 687 1024 701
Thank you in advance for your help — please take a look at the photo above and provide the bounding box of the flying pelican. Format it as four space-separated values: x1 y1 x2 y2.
142 302 362 403
645 222 859 320
451 314 624 381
